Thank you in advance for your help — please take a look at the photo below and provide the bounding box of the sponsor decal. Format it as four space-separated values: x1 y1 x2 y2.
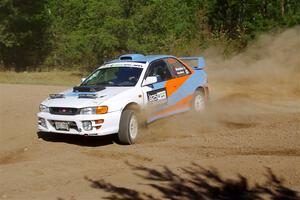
147 88 167 104
174 66 186 76
104 63 144 68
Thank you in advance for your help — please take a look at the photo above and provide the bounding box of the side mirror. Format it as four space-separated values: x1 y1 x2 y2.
81 77 86 83
142 76 158 86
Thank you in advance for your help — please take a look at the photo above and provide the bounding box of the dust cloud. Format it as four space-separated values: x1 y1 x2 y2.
143 27 300 143
206 27 300 101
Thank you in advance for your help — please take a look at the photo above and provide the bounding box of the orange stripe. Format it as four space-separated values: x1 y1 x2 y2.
165 75 190 97
154 94 193 116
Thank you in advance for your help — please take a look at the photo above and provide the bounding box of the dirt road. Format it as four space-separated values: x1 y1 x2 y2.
0 28 300 200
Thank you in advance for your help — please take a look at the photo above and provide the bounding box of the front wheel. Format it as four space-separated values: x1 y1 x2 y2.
118 109 139 145
192 90 206 112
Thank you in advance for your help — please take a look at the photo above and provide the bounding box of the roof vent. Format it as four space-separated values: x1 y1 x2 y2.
119 54 144 61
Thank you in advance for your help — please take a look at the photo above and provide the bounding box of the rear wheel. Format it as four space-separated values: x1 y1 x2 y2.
192 90 206 112
118 109 139 145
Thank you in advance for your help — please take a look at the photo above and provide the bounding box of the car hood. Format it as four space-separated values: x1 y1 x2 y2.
42 87 132 108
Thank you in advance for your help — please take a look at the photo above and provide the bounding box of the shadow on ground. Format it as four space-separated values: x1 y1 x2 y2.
37 131 117 147
85 163 299 200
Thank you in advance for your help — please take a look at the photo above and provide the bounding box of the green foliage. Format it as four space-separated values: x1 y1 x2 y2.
206 0 300 42
0 0 51 71
0 0 299 71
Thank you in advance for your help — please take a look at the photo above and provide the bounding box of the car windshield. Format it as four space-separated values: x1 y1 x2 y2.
81 67 143 87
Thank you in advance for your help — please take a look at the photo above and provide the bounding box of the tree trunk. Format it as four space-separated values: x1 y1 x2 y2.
281 0 285 16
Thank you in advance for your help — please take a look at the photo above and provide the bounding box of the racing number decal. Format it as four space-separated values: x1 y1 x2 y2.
147 88 168 104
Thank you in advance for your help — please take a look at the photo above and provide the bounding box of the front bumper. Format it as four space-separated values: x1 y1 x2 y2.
37 111 121 136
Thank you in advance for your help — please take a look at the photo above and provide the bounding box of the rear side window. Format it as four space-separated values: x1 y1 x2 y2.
165 58 190 77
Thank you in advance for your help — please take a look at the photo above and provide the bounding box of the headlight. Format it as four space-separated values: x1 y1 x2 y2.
80 106 108 115
80 107 95 115
39 104 49 112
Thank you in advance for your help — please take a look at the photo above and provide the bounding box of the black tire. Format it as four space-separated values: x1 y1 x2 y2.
118 109 139 145
192 90 206 112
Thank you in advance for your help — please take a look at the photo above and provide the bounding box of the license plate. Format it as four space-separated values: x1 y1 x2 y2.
55 121 69 131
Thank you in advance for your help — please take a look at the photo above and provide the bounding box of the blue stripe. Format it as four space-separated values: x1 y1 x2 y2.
65 92 97 97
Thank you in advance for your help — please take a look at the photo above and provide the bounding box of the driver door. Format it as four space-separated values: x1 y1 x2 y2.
141 59 177 122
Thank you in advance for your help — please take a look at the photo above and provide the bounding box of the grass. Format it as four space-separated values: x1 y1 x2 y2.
0 71 85 86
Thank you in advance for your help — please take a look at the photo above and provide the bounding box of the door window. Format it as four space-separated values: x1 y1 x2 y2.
146 60 173 82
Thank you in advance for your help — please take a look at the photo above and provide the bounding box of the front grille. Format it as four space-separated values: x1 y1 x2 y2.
49 107 79 115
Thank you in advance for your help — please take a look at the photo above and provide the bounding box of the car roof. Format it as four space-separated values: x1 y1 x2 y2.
106 54 176 64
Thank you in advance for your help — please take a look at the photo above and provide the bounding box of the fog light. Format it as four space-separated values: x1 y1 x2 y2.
38 118 47 128
82 121 92 131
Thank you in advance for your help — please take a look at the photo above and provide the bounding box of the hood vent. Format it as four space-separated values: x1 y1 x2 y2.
73 85 105 92
49 94 65 99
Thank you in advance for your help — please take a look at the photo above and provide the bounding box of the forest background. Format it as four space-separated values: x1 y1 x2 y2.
0 0 299 72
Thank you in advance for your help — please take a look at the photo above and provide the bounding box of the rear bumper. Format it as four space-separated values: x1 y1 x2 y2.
37 111 121 136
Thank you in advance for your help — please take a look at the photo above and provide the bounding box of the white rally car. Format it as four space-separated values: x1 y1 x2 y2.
38 54 208 144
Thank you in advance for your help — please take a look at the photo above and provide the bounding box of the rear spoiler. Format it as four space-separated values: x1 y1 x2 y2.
179 57 206 69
